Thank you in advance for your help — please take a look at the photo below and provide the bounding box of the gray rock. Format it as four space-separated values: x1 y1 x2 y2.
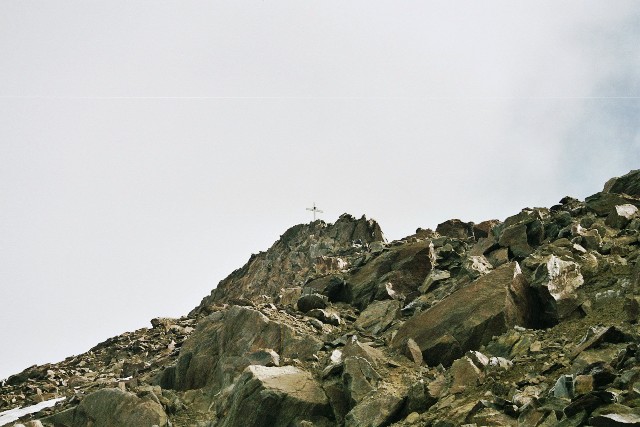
527 254 585 325
170 305 322 392
344 392 404 427
44 388 168 427
391 262 538 367
603 169 640 197
606 204 639 229
343 356 381 406
353 299 401 335
216 365 332 427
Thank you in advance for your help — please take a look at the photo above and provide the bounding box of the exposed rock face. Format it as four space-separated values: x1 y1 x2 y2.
5 169 640 427
44 388 168 427
344 240 435 309
215 365 332 427
604 169 640 197
168 305 322 392
391 262 538 366
191 214 384 314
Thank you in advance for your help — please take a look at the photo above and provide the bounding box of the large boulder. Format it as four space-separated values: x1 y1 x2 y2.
344 392 405 427
215 365 333 427
391 262 538 366
43 388 168 427
346 240 435 309
166 305 322 392
435 219 475 240
353 299 401 335
603 169 640 197
525 254 585 325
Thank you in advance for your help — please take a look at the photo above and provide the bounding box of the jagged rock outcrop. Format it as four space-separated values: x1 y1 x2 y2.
165 305 323 392
191 214 384 315
3 169 640 427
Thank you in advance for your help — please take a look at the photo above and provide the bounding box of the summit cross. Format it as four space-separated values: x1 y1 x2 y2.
306 203 323 221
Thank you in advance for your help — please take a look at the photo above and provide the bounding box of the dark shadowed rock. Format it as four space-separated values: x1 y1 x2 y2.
498 223 533 258
525 254 585 325
603 169 640 197
473 220 501 239
216 365 332 427
436 219 475 240
391 262 538 366
297 293 329 313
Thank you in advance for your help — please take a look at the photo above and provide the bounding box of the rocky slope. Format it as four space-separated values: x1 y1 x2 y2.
2 170 640 427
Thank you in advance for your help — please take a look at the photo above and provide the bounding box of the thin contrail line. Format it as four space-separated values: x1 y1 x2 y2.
1 95 640 100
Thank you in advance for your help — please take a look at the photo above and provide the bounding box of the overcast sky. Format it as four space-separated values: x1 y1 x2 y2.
1 1 639 381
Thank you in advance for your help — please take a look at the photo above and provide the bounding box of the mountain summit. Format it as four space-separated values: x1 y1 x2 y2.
2 170 640 427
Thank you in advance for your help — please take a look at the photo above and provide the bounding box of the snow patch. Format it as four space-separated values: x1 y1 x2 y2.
0 397 65 426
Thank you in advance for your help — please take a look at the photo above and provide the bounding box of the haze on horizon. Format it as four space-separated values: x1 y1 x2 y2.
1 1 639 381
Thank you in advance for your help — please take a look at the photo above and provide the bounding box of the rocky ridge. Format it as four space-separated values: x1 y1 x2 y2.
1 170 640 426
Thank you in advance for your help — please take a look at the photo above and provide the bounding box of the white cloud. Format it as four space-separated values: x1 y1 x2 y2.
1 0 639 380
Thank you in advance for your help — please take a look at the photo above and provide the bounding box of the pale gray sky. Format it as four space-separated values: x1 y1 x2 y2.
1 1 639 380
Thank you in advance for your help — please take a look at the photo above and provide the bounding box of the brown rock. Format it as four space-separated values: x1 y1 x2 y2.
449 356 483 393
353 299 401 335
216 365 332 427
603 169 640 197
473 220 501 239
391 262 538 366
402 338 423 365
498 223 534 258
170 305 322 392
45 388 168 427
436 219 475 240
606 204 639 229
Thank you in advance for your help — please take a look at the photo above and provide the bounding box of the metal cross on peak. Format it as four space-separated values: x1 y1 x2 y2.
306 203 323 221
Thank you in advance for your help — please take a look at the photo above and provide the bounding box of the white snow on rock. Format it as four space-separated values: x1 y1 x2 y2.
0 397 65 426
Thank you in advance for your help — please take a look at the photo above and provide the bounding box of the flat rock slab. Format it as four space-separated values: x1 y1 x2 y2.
353 299 401 335
217 365 332 427
391 262 537 366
